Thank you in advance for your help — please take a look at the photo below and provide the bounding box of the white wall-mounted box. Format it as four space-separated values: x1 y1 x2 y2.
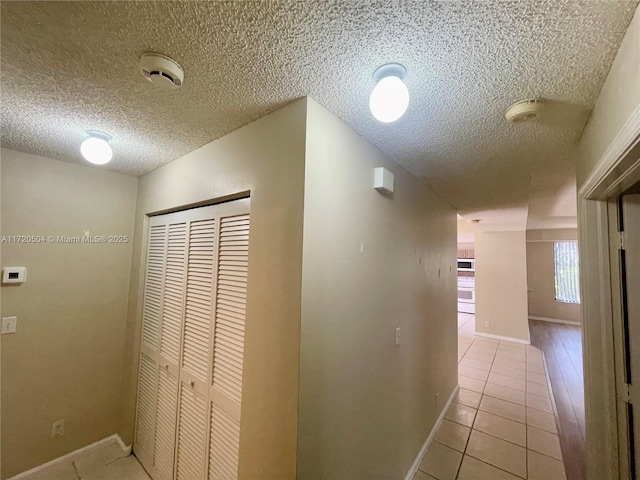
374 167 394 193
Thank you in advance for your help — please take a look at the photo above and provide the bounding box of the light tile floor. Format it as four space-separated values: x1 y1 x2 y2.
415 313 567 480
81 456 150 480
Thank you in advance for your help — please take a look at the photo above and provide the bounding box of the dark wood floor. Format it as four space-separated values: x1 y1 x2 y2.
529 319 585 480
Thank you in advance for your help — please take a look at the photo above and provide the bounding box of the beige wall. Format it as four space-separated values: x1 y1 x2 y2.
526 229 580 323
121 99 307 479
297 99 458 479
578 7 640 186
457 218 478 257
457 218 479 237
0 150 138 478
475 231 530 342
576 6 640 480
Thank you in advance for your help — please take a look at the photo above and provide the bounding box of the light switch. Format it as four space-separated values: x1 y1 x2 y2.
395 327 401 346
1 316 17 334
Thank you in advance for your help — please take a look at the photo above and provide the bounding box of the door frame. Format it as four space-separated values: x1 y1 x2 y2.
578 105 640 480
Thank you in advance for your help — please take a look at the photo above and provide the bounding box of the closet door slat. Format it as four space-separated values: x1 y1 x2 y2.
182 219 216 382
160 223 187 365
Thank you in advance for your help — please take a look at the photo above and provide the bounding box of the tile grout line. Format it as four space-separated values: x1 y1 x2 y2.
454 332 482 479
451 401 562 456
455 338 528 479
452 319 565 480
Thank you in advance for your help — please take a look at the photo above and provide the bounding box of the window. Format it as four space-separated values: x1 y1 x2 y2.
554 241 580 303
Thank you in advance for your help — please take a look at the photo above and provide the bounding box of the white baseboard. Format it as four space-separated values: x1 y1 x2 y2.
9 434 131 480
529 316 581 326
474 331 531 345
114 433 133 456
404 385 460 480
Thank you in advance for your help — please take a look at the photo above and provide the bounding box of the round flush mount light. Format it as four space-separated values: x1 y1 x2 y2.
81 130 113 165
369 63 410 123
140 53 184 89
505 99 545 123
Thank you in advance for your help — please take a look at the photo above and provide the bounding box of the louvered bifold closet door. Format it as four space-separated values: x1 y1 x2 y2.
134 211 190 480
154 218 187 480
135 223 167 469
176 206 217 480
135 199 250 480
208 199 250 480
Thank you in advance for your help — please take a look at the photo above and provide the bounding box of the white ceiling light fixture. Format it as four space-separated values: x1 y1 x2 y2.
80 130 113 165
369 63 409 123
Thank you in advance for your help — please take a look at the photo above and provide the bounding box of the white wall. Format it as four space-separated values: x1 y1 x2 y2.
297 98 458 478
475 231 530 342
578 7 640 186
0 150 138 478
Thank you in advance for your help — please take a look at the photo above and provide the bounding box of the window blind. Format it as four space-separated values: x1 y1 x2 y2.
554 241 580 304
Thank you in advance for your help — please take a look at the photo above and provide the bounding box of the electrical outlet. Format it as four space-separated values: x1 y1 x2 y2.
485 321 490 328
51 419 64 438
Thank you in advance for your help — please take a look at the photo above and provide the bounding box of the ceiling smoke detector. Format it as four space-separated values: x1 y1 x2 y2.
505 99 544 123
140 53 184 89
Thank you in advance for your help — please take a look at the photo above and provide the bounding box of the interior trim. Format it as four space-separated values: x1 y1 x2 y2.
403 385 460 480
580 105 640 200
529 315 581 326
474 331 531 344
148 190 251 217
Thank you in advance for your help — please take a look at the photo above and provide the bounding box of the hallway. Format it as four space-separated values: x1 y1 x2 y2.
414 314 567 479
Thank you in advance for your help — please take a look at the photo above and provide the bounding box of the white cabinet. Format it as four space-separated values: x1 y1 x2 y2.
457 249 475 259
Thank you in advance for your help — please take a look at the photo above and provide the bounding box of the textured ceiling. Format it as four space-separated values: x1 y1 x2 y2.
2 0 638 230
